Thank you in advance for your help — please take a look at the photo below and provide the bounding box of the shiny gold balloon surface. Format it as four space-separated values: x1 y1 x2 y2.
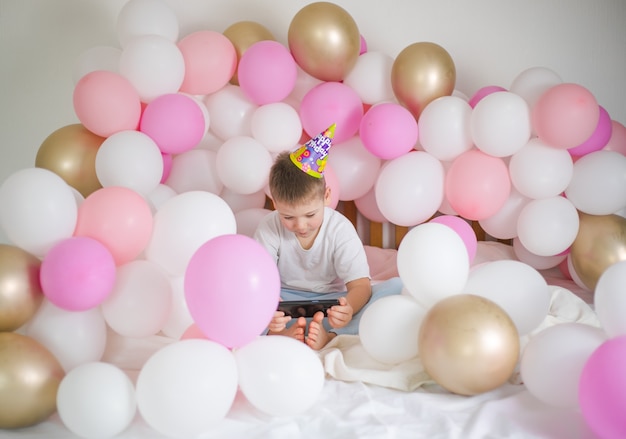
570 212 626 291
223 20 275 85
0 332 65 429
391 42 456 120
35 123 104 198
288 1 360 82
418 294 519 396
0 244 43 332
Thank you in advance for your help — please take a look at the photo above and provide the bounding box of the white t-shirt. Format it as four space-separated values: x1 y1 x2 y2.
254 207 370 293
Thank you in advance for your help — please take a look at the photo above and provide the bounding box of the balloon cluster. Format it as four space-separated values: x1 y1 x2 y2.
0 0 626 437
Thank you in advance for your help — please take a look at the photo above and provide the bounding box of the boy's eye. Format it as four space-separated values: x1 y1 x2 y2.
306 214 315 218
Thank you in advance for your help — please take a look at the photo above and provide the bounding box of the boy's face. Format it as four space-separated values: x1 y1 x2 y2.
273 187 331 241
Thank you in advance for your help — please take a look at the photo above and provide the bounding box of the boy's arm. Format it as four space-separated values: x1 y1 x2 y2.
327 277 371 329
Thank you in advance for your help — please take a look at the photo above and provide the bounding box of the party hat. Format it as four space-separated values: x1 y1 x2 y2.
290 123 336 178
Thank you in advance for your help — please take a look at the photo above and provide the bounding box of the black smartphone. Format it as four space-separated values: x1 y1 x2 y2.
277 299 340 318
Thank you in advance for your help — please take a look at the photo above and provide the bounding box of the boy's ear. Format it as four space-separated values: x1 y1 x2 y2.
323 186 332 205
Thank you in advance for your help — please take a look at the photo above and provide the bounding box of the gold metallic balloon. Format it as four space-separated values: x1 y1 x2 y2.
418 294 519 396
570 212 626 291
288 1 360 82
223 20 276 85
35 123 104 198
391 42 456 120
0 332 65 429
0 244 43 332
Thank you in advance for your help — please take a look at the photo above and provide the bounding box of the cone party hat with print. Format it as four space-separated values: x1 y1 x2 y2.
289 123 336 178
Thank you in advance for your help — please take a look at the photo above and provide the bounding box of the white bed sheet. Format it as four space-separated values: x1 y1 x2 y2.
3 242 600 439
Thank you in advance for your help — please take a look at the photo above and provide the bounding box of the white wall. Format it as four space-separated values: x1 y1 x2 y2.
1 0 625 243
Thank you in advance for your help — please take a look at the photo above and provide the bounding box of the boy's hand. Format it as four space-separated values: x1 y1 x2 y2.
268 311 291 333
327 296 353 329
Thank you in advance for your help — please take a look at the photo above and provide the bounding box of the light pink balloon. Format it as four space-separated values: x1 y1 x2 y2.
74 186 153 266
299 82 363 144
430 215 477 263
445 149 511 221
567 106 612 157
40 237 117 311
468 85 507 108
178 30 237 95
532 83 600 149
604 120 626 155
238 40 297 105
354 185 386 223
73 70 141 137
140 93 206 154
184 234 280 349
359 103 418 160
327 136 381 201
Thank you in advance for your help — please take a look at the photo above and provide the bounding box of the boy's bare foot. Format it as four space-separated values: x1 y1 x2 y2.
268 316 307 342
306 312 336 350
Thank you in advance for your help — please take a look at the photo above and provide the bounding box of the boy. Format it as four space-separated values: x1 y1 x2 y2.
253 124 402 350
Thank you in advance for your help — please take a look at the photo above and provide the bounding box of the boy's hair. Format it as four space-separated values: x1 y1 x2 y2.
269 151 326 205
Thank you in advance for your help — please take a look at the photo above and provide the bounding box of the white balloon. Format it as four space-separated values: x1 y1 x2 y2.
57 362 136 439
216 136 273 195
397 223 469 308
204 84 257 140
418 96 473 161
25 299 107 372
96 130 164 196
165 149 223 194
516 196 579 256
375 151 445 227
512 237 566 270
145 183 177 212
328 136 381 201
72 45 121 84
594 260 626 337
220 187 267 213
343 51 395 104
116 0 179 47
478 187 530 240
463 260 550 335
119 34 185 102
235 208 272 237
509 66 563 112
359 295 426 364
509 138 573 199
136 340 238 438
564 150 626 215
159 276 193 339
235 335 325 416
144 191 236 276
251 102 302 153
288 65 323 103
471 91 531 157
521 322 606 407
102 260 172 338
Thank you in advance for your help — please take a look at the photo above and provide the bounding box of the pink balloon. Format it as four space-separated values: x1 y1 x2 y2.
567 106 612 157
445 149 511 221
73 70 142 137
299 82 363 144
430 215 477 263
532 83 600 149
238 40 297 105
359 34 368 55
604 120 626 156
177 30 237 95
468 85 507 108
140 93 206 154
579 335 626 439
40 236 116 311
161 152 173 183
184 234 281 349
180 323 208 340
359 103 418 160
74 186 153 265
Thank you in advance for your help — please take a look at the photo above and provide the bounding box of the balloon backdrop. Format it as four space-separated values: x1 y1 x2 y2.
418 294 519 396
0 332 65 429
0 244 43 332
569 212 626 290
35 124 105 198
391 42 456 119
